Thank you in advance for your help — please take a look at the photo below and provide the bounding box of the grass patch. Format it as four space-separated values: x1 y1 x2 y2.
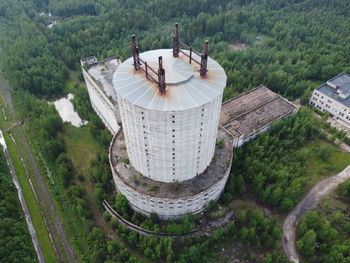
63 125 100 176
63 78 80 94
0 89 10 125
4 132 57 263
297 139 350 188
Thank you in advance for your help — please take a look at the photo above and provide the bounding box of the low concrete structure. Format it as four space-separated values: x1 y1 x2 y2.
81 56 121 134
109 126 233 220
309 73 350 127
220 85 298 147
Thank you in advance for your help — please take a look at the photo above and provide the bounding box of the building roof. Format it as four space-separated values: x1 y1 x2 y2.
112 49 226 111
220 85 297 138
316 73 350 107
84 57 121 102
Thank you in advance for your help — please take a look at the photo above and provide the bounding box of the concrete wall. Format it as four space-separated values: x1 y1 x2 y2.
111 158 230 220
82 68 120 134
310 90 350 125
117 94 222 183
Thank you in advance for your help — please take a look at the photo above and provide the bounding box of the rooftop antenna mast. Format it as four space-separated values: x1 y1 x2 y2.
200 40 208 77
172 23 209 77
131 35 140 71
173 23 179 57
158 56 166 93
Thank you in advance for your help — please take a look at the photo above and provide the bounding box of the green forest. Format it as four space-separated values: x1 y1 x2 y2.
297 181 350 262
0 0 350 262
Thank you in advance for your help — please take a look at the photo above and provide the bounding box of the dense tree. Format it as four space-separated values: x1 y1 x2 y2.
225 109 319 211
296 183 350 262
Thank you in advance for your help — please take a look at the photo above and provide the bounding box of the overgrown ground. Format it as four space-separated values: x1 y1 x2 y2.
64 125 100 176
298 139 350 189
296 179 350 262
3 131 57 262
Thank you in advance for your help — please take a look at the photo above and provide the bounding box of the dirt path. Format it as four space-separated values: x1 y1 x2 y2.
282 165 350 262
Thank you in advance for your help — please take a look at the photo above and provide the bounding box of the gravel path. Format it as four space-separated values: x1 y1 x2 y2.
282 165 350 262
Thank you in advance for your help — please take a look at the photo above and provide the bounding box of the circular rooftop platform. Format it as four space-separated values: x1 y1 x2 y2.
110 127 233 199
112 49 227 111
147 56 194 85
109 127 233 219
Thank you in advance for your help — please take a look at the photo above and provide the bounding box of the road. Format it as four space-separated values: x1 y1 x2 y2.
0 73 78 262
282 165 350 263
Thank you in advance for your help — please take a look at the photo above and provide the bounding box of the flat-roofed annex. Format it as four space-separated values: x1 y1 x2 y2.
84 57 121 102
220 85 297 138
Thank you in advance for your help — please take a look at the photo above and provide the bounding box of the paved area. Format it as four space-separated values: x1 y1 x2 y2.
282 165 350 262
328 117 350 137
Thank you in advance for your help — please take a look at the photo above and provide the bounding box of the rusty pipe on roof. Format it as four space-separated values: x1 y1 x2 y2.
173 23 179 57
200 40 209 77
131 35 140 71
158 56 166 93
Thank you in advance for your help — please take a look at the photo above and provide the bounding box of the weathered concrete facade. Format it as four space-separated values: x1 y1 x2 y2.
117 95 222 182
113 49 226 183
109 127 233 220
81 57 121 135
83 47 231 219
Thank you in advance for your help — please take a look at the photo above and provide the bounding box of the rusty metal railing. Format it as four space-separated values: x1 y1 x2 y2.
131 35 166 93
172 23 209 77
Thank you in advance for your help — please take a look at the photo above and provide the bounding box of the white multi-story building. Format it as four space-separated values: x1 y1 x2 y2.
309 73 350 126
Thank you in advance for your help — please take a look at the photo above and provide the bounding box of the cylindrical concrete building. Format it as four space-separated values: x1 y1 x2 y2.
113 49 226 183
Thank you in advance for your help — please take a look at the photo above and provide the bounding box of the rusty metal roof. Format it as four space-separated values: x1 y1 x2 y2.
112 49 226 111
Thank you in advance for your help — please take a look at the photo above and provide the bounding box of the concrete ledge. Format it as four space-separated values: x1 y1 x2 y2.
109 126 233 219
